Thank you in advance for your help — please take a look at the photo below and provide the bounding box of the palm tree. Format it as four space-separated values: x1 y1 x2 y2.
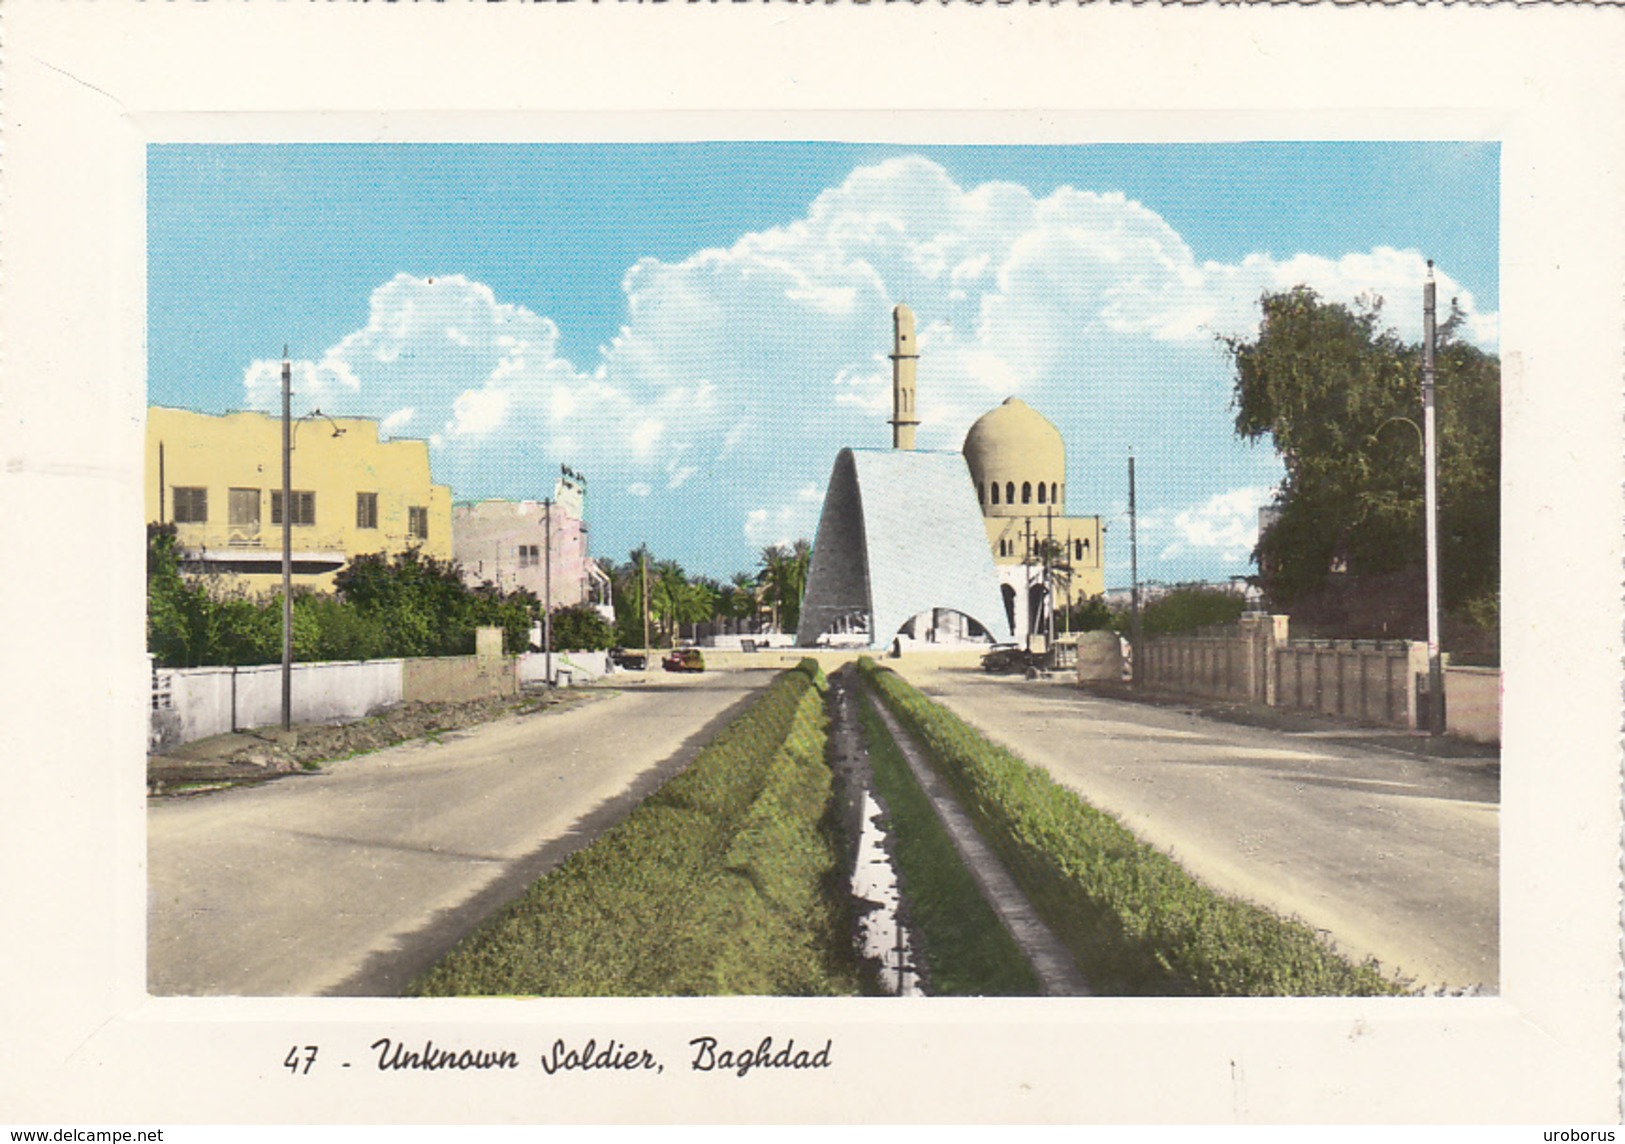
758 545 788 632
783 539 812 635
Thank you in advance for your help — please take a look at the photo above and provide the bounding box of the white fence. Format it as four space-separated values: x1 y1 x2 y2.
1132 614 1500 743
516 650 613 687
1444 664 1501 744
150 658 404 751
150 629 615 753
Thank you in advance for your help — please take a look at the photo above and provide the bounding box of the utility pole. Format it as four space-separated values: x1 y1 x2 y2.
1422 262 1445 735
543 498 554 687
280 350 293 732
1128 453 1141 685
1023 517 1035 652
641 549 651 656
1045 504 1056 648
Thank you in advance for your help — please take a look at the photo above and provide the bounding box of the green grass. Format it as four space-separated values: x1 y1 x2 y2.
858 658 1407 997
857 690 1041 996
410 659 863 997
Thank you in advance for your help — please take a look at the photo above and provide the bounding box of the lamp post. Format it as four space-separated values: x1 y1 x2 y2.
542 497 554 687
1128 452 1141 684
1422 261 1444 736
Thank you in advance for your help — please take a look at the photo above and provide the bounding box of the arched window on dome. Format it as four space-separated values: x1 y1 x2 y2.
1005 481 1015 504
1021 481 1032 504
990 482 1000 506
1037 483 1047 505
1051 482 1058 505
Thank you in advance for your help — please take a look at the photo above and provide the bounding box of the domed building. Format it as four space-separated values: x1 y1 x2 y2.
963 397 1104 643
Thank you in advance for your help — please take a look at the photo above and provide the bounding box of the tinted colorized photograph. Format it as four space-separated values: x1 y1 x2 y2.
144 141 1500 1000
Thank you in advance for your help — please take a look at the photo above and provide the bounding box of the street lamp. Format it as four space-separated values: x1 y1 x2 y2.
1128 451 1141 684
1421 262 1444 736
542 497 553 687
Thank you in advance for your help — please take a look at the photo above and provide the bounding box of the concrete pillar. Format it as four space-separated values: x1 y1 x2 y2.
475 625 503 661
1405 640 1430 730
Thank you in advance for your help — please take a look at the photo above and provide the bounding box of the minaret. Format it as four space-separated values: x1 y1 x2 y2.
889 303 920 450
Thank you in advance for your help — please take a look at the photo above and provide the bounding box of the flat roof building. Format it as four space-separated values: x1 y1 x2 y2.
452 471 610 614
145 406 452 590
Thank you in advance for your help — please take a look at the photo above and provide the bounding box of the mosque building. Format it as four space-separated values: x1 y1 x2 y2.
965 396 1105 641
796 304 1104 651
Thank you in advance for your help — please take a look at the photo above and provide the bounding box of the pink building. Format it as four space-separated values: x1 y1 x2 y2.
452 478 609 613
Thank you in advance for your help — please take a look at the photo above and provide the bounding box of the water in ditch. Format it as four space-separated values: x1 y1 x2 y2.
828 667 924 997
851 787 924 996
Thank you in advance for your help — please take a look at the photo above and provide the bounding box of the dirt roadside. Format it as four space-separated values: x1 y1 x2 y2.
147 686 611 796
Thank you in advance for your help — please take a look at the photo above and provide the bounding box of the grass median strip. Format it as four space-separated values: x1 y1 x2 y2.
858 658 1407 997
410 660 862 997
857 689 1042 996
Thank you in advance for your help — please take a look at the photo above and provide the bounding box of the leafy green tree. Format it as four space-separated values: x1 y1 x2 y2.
334 549 479 656
1227 286 1499 619
1119 586 1247 635
147 523 210 667
550 603 615 652
1060 594 1114 633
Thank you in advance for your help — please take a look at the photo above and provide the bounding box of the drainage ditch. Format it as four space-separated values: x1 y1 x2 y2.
826 667 924 996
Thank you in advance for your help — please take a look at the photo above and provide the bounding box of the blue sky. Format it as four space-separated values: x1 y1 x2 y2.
148 141 1499 588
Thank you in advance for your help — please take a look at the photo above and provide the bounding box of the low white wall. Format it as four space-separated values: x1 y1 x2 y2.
702 633 797 651
518 649 612 686
233 660 404 731
1445 664 1501 744
154 659 404 748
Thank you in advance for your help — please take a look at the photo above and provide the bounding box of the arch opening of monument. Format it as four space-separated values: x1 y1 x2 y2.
888 607 993 647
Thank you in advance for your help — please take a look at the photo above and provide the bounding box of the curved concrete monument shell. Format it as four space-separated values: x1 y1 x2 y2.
796 447 1012 649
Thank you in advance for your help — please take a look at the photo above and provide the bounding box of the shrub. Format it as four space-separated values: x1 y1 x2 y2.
1118 585 1247 635
548 603 615 652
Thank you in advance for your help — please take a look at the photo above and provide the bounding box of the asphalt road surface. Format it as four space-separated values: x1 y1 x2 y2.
894 666 1499 992
147 669 777 997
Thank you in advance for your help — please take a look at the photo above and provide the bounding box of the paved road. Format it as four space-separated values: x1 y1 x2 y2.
147 669 778 997
893 666 1499 992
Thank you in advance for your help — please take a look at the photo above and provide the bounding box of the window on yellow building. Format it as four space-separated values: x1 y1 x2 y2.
408 506 429 539
228 488 260 526
172 487 207 524
271 490 316 526
356 492 378 529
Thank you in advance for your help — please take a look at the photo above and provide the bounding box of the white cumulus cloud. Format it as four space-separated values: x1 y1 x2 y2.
244 157 1494 582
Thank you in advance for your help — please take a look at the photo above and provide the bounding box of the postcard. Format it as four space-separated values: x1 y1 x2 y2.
3 2 1620 1128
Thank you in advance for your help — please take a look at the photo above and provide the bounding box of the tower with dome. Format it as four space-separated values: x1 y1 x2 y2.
962 396 1105 643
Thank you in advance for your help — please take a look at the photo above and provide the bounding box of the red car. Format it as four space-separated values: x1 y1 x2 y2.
662 648 706 673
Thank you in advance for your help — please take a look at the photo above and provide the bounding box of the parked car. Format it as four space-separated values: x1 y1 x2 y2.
662 648 706 673
980 644 1042 675
608 647 647 670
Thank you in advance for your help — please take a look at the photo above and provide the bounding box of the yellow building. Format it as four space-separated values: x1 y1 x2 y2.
145 406 452 589
962 396 1105 638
